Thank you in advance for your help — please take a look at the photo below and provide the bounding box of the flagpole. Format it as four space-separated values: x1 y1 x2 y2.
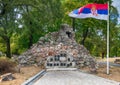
107 1 109 75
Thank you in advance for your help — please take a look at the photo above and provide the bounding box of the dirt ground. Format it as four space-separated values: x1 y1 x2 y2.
81 64 120 82
0 58 120 85
0 65 43 85
96 65 120 82
96 57 120 82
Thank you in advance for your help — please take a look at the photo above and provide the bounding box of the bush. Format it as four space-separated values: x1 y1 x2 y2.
0 57 17 75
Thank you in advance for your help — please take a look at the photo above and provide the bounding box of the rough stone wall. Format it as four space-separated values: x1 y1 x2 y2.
18 24 97 72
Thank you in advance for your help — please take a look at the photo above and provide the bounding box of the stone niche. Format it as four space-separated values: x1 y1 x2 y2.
18 24 97 72
45 51 75 68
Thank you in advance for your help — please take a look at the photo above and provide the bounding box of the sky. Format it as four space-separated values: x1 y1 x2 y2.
112 0 120 24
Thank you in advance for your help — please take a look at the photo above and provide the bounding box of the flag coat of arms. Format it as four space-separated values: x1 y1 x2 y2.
69 3 108 20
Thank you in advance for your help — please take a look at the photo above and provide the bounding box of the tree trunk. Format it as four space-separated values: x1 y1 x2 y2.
28 20 33 48
6 37 11 58
115 47 118 57
102 52 105 59
28 34 33 48
72 18 75 31
81 28 88 45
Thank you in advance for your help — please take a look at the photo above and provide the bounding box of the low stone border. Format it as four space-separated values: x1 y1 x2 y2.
46 68 77 71
21 70 46 85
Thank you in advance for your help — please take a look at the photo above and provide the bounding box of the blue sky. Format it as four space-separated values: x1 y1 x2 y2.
112 0 120 24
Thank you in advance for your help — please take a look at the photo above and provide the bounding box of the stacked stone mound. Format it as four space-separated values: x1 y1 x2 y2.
18 24 97 72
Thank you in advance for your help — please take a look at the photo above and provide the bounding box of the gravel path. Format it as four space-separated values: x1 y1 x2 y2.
33 70 119 85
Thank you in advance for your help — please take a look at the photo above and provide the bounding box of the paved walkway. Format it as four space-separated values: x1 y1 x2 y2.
33 71 119 85
98 61 120 67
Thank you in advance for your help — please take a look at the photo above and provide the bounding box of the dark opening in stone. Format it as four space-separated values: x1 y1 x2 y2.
67 64 69 67
66 31 72 38
57 63 59 66
68 58 70 61
63 63 66 66
50 63 52 66
64 53 67 57
60 54 63 56
70 63 72 66
54 63 57 66
47 63 49 66
61 63 63 66
50 58 53 62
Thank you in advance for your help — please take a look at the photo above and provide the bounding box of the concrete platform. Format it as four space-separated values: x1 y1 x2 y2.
33 71 119 85
46 68 77 71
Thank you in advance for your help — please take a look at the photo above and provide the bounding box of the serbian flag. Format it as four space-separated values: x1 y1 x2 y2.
69 3 108 20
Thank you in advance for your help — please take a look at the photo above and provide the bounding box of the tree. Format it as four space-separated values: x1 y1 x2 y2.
62 0 119 57
0 0 17 58
19 0 64 48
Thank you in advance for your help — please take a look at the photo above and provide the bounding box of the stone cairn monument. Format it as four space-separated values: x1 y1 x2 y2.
18 24 97 72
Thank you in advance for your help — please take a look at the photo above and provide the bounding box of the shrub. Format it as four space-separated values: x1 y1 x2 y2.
0 57 17 75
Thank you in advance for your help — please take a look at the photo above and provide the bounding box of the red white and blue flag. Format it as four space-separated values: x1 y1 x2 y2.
69 3 108 20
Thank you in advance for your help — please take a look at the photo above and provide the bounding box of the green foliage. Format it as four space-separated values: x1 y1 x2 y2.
0 38 6 53
0 0 120 58
62 0 119 57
